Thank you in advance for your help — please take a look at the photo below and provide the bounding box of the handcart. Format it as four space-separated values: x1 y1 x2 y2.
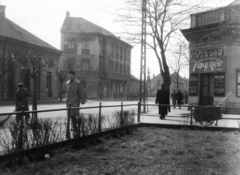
193 106 222 126
181 92 232 126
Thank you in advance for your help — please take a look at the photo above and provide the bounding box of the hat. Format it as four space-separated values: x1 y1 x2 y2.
18 83 23 87
69 71 75 75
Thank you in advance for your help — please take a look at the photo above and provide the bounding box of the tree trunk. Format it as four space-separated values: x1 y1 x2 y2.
32 77 38 125
59 84 63 102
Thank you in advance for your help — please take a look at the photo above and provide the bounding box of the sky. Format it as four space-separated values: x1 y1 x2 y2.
0 0 235 79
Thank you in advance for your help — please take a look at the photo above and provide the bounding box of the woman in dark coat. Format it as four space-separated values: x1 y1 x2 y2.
155 84 170 120
177 90 183 109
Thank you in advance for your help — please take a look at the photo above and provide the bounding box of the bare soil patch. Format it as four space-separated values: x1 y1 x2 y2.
2 127 240 175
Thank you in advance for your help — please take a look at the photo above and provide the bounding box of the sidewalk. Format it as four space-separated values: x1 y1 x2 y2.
140 105 240 129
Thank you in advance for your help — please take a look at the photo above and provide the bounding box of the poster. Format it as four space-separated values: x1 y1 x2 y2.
189 74 198 96
214 73 225 97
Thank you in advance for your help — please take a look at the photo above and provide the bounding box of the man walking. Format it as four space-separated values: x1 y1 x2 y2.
171 90 177 109
155 84 170 120
177 90 183 109
66 71 86 136
14 83 30 125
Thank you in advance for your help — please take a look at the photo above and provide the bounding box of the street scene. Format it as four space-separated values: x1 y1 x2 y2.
1 0 240 174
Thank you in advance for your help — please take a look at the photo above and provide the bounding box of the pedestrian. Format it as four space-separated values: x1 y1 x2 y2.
84 89 87 102
155 84 170 120
14 83 30 125
183 90 189 104
177 90 183 109
66 71 86 135
171 90 177 109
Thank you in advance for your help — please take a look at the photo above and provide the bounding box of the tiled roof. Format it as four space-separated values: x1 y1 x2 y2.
61 17 115 37
0 14 60 52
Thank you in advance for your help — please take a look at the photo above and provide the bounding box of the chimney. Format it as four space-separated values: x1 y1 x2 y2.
66 11 70 18
0 5 6 17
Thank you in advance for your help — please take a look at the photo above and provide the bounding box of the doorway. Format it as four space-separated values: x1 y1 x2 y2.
200 73 214 106
46 72 52 97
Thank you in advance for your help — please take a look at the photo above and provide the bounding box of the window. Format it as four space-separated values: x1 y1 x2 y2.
111 44 114 56
83 63 89 70
124 48 126 61
83 41 89 49
115 63 118 74
68 40 74 49
115 46 119 59
120 47 123 60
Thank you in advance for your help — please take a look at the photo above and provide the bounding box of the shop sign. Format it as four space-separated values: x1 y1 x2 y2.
190 48 224 59
189 74 198 96
190 57 225 73
214 73 225 97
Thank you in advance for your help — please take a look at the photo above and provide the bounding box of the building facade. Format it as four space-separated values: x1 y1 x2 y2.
0 5 62 101
60 12 132 99
181 0 240 113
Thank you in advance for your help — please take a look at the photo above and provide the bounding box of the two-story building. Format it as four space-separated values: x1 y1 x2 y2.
60 12 132 99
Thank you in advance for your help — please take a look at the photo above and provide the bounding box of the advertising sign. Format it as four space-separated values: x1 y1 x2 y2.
214 73 225 97
189 74 198 96
190 57 226 73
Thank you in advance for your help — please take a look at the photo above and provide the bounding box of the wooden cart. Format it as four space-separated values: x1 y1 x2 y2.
193 106 222 126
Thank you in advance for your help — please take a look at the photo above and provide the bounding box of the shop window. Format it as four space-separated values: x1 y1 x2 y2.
237 70 240 97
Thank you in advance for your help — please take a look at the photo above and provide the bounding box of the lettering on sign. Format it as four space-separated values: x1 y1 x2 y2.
190 48 223 59
189 74 198 96
192 58 224 73
214 73 225 97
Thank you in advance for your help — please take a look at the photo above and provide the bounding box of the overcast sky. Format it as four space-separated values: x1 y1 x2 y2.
0 0 235 79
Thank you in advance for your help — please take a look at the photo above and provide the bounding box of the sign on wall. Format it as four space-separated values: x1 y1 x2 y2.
189 74 198 96
190 57 226 73
214 73 225 97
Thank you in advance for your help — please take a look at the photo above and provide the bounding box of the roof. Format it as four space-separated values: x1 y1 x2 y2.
131 74 140 81
229 0 240 6
61 17 115 37
0 14 60 52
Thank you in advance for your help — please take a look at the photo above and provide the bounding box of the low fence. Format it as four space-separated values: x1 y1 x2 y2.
0 102 240 162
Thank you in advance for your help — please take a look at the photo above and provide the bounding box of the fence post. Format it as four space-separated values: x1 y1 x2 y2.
18 105 25 150
120 102 124 126
66 103 71 139
138 102 141 122
190 103 193 126
98 102 102 132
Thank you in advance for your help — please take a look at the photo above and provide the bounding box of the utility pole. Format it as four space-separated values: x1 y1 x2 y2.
139 0 147 112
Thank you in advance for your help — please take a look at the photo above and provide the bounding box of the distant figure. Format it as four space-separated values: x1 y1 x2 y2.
14 83 30 125
183 91 189 104
66 71 86 134
84 89 87 102
171 90 177 109
177 90 183 109
155 84 170 120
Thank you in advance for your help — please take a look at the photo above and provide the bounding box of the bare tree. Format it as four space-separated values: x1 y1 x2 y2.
169 37 189 91
56 70 68 102
17 51 54 124
115 0 204 90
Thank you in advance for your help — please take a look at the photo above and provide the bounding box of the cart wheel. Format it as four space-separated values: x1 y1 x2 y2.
199 113 214 126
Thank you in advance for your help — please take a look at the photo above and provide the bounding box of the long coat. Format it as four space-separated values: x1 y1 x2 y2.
155 88 170 115
66 78 86 116
14 87 30 111
177 92 183 105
